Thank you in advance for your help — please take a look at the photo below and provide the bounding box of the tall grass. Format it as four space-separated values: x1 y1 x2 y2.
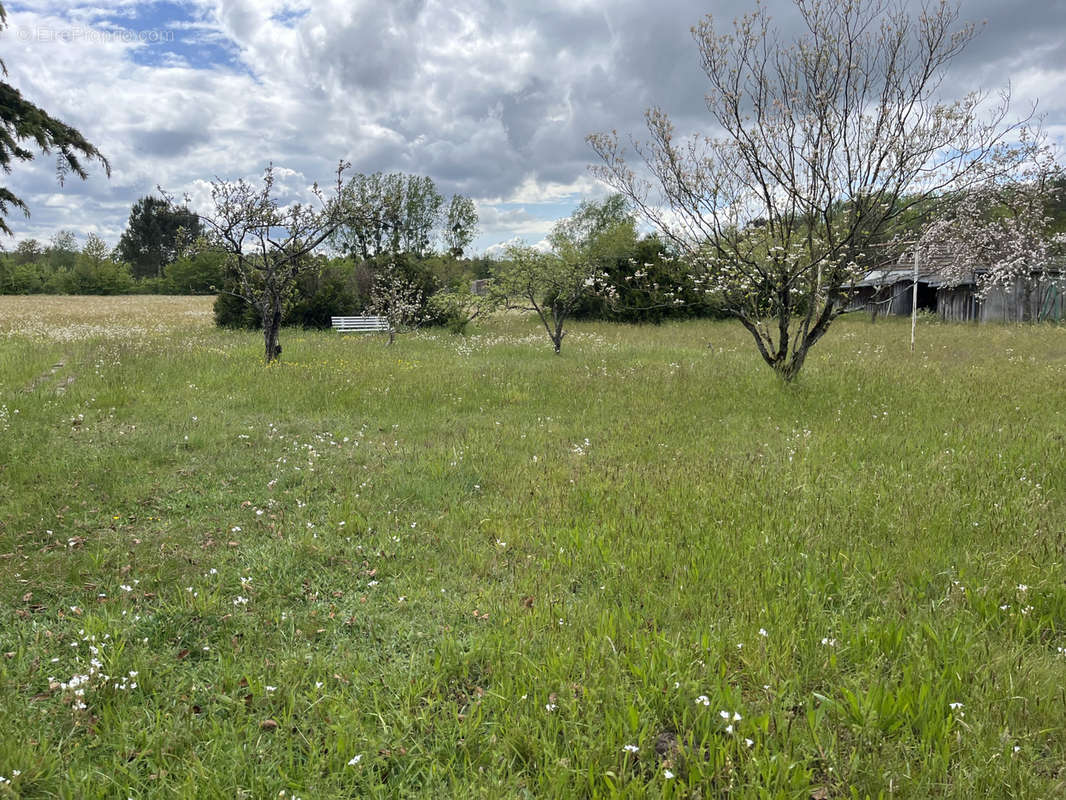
1 296 1064 798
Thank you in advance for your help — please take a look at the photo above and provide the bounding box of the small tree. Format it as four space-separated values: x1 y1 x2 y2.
365 258 425 345
492 244 601 354
493 198 635 354
12 238 41 264
197 162 349 363
493 245 565 353
589 0 1045 380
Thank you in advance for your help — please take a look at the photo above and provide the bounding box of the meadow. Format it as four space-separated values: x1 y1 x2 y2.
1 295 1064 799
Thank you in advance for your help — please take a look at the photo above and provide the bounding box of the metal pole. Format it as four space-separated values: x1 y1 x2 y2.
910 246 919 352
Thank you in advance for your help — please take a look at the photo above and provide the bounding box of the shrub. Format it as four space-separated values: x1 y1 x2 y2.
214 259 370 330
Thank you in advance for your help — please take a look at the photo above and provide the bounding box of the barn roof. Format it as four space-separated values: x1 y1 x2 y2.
851 268 958 288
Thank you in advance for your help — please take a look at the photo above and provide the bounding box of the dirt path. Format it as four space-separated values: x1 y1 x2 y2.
23 359 74 393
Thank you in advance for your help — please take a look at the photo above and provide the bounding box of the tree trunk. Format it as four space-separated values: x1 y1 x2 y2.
264 305 282 364
552 309 565 354
739 302 838 382
775 352 805 382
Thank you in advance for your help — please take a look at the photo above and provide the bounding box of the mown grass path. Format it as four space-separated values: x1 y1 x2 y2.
1 296 1065 798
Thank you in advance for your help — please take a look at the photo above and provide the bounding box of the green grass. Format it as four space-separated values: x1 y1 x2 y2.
1 297 1065 798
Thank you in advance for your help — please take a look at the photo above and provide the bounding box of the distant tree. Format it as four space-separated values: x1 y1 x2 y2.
68 233 131 294
443 195 478 258
0 3 109 237
81 233 109 264
589 0 1046 380
12 237 41 264
551 194 632 248
335 173 427 260
45 230 78 271
196 161 349 363
401 175 444 257
117 195 202 279
49 230 77 252
164 249 225 294
334 173 476 261
549 195 637 273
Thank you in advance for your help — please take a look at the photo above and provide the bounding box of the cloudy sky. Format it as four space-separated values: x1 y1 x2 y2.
4 0 1065 255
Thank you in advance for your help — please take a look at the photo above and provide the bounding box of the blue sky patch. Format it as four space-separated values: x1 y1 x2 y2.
10 1 245 71
271 6 310 27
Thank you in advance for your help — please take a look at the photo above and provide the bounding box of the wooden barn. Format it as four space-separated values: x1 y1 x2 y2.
937 272 1064 322
846 268 939 318
847 263 1064 323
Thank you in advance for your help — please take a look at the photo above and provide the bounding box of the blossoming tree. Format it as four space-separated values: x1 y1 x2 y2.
197 162 348 363
589 0 1045 380
923 149 1064 313
365 259 426 345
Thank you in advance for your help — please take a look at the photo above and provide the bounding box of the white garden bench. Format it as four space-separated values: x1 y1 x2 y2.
331 315 391 333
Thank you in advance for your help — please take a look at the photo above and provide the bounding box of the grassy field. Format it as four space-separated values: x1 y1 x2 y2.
1 295 1065 799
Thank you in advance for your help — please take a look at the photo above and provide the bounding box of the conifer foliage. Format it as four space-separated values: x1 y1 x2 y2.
0 3 110 237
